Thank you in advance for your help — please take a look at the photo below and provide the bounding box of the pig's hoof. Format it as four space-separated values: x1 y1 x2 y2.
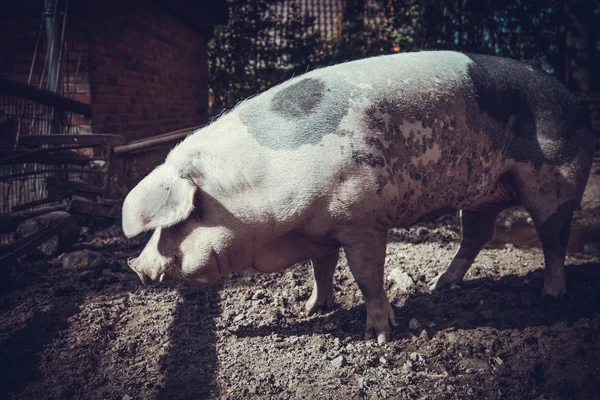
305 292 335 316
541 280 566 298
429 272 458 291
364 305 397 343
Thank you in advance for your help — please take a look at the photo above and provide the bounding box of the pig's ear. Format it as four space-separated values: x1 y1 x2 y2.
122 165 196 237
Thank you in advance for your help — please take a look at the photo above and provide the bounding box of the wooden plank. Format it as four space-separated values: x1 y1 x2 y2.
0 150 95 165
11 196 66 212
0 217 71 266
96 197 123 206
19 134 125 148
68 198 121 219
0 78 92 117
47 185 96 199
0 205 67 234
0 167 103 181
113 126 201 155
46 176 104 195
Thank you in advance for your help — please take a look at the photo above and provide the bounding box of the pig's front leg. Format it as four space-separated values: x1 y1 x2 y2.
305 250 339 315
343 233 397 343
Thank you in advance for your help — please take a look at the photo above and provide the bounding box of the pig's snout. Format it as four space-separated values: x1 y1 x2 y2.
126 245 223 286
127 257 167 285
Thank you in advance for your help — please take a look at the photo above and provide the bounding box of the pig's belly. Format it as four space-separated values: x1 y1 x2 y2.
391 156 510 228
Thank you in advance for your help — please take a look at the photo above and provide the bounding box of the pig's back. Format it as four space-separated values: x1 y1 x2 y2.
236 51 475 152
178 52 592 230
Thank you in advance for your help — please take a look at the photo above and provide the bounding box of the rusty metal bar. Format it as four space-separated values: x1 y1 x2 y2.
113 126 201 155
0 149 99 166
0 77 92 117
19 134 125 148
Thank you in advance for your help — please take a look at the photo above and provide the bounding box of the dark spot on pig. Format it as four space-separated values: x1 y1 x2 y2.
336 129 353 137
386 168 396 186
465 55 522 150
366 136 385 151
271 78 325 119
376 175 388 196
239 77 351 150
556 188 561 198
352 150 385 168
465 53 591 169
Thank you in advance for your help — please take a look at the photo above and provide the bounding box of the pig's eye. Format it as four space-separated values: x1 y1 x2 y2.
192 192 203 218
170 252 182 268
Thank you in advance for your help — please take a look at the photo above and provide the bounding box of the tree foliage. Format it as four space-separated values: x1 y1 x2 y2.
209 0 600 110
209 0 321 109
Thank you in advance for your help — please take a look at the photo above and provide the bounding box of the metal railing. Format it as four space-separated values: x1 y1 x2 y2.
0 78 93 244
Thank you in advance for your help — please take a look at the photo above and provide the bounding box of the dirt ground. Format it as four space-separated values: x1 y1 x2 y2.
1 164 600 400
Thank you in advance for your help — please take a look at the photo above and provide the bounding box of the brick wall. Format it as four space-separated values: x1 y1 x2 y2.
75 1 210 142
0 3 92 102
0 4 46 86
1 1 211 144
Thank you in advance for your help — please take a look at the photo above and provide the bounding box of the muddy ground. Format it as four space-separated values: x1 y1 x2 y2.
1 164 600 400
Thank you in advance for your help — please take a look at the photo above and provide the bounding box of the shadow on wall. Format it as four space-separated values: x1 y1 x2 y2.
157 284 222 399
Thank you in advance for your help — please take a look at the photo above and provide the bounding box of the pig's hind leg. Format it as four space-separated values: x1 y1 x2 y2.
305 250 339 315
430 175 519 291
529 201 575 297
429 206 509 291
511 162 590 297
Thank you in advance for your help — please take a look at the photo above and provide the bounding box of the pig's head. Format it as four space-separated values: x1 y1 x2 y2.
122 164 238 285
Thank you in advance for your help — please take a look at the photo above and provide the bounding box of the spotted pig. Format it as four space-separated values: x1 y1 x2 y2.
122 51 594 343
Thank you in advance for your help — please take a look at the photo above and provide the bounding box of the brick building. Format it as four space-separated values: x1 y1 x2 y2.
1 0 227 143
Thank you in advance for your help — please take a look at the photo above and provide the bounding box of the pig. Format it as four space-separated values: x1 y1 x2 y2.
122 51 594 343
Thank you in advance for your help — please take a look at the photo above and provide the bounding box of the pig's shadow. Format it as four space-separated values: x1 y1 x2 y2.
0 235 222 400
231 260 600 339
156 283 221 400
0 286 83 397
